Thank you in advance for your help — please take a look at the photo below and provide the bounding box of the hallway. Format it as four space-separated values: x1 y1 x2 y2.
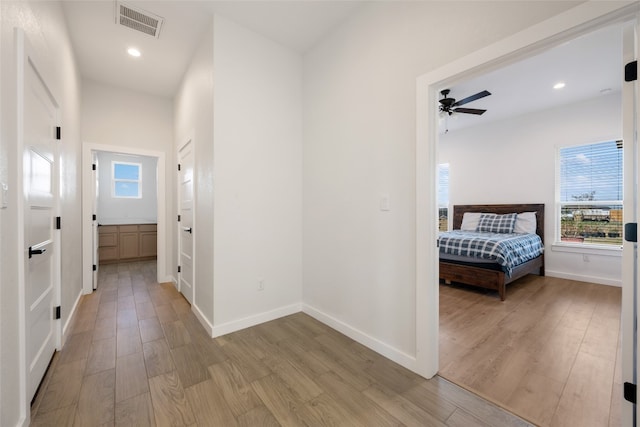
30 261 532 426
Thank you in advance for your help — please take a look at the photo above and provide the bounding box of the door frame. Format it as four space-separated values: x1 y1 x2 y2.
15 27 62 424
415 0 638 388
81 143 167 294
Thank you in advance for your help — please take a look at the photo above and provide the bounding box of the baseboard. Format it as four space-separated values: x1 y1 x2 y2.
302 304 418 373
545 269 621 287
211 303 302 338
61 289 83 347
191 303 214 336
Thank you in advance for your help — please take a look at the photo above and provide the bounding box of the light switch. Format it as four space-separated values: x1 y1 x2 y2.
0 182 7 209
380 194 390 211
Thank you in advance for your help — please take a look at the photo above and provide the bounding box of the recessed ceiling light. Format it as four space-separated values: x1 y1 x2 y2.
553 82 566 90
127 47 141 57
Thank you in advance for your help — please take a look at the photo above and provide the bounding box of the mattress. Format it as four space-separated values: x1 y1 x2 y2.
438 230 544 276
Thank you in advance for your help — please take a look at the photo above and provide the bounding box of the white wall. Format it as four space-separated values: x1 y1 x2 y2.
440 92 622 286
212 15 303 333
174 15 303 336
174 21 215 327
0 1 82 425
302 1 580 364
82 79 173 279
96 152 158 224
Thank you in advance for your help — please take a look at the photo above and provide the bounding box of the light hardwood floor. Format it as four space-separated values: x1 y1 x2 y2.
439 275 622 427
30 261 533 426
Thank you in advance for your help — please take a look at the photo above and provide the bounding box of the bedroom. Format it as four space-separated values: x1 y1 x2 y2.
437 22 623 426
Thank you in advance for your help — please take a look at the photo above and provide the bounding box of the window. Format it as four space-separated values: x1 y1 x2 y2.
558 140 622 246
113 161 141 198
438 163 449 231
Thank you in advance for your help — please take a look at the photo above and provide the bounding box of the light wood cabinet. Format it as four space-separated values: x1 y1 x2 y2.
99 224 157 264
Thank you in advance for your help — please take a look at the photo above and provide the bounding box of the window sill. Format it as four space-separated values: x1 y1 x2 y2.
551 242 622 257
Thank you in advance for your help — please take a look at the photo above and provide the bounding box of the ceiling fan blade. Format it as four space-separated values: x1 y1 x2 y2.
453 108 487 115
453 90 491 107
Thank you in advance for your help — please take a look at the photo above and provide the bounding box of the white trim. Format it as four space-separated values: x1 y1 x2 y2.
191 303 214 337
82 142 167 293
416 1 639 379
15 29 28 427
211 303 302 338
546 270 622 287
303 304 418 372
551 242 622 256
61 290 83 346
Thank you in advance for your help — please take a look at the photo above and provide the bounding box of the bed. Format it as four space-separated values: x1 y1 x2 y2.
439 204 545 301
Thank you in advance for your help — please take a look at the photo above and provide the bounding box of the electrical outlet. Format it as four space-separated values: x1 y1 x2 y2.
258 279 264 291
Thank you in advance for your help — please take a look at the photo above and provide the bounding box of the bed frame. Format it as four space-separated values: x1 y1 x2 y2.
439 203 545 301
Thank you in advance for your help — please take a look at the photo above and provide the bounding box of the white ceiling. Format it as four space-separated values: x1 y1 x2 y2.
62 1 622 124
440 23 623 133
62 0 365 98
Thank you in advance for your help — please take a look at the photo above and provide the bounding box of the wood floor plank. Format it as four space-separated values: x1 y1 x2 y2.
149 370 196 427
506 370 564 426
116 351 149 402
251 374 314 427
36 358 86 414
363 383 448 427
135 300 157 321
75 369 116 426
270 359 323 402
138 317 164 343
207 360 263 417
170 343 211 388
163 319 192 349
116 326 142 357
30 404 77 427
313 371 402 426
115 392 156 427
57 331 92 365
86 337 117 375
419 377 531 427
93 315 117 342
184 379 238 427
143 339 175 378
551 352 616 427
116 308 138 330
236 405 281 427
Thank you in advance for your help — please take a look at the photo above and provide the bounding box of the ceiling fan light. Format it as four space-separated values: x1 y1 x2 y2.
553 82 565 90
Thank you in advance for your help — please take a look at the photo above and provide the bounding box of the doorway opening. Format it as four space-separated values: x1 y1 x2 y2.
415 3 639 427
82 143 167 295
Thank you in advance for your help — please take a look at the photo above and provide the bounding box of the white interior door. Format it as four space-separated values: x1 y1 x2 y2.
21 39 60 401
622 20 639 427
178 140 195 304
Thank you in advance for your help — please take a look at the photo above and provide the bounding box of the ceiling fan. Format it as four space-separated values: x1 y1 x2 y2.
439 89 491 116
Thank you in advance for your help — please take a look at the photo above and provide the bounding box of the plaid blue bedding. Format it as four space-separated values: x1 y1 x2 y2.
438 231 544 276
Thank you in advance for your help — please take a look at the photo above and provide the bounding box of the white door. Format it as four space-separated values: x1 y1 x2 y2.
622 20 639 427
20 34 60 401
178 140 195 304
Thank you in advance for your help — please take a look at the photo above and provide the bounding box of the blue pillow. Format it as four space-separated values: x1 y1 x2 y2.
476 213 517 234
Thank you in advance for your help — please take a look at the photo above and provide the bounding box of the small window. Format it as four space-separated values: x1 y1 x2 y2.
558 140 622 246
438 163 449 232
113 161 141 198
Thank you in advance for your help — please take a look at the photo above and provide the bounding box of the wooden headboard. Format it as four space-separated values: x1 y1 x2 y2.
452 204 545 243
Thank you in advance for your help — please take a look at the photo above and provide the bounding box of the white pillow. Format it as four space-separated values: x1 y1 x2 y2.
460 212 482 231
514 211 537 234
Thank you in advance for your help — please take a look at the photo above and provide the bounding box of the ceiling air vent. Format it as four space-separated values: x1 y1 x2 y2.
115 1 163 39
